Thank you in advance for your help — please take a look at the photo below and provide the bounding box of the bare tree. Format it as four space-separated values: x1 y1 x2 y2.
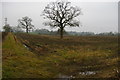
42 1 82 38
18 16 34 33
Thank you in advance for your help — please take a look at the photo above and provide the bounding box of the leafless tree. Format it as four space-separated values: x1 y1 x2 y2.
42 1 82 38
18 16 34 33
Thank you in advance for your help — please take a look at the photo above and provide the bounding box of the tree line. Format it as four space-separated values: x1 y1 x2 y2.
3 1 82 39
2 0 119 38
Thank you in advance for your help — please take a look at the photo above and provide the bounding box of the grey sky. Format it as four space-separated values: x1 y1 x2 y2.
0 1 118 33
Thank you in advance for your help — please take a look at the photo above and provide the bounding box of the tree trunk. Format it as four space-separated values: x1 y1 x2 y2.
60 27 63 39
26 26 28 33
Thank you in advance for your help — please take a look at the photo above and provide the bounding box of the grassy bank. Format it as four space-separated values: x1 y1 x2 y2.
2 33 53 78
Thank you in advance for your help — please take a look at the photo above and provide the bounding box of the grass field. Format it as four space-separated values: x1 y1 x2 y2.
2 32 119 78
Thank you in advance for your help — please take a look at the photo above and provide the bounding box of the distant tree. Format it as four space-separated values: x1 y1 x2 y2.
42 1 82 39
12 26 24 33
34 29 50 34
18 16 34 33
3 18 12 32
3 24 12 32
57 28 67 35
108 32 114 36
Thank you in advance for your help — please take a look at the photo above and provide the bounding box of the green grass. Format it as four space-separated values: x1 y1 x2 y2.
2 33 53 78
2 33 119 78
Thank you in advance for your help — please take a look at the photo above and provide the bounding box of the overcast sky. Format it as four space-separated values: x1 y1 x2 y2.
0 0 118 33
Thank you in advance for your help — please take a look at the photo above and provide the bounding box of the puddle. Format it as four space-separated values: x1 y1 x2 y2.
79 71 96 75
23 44 30 50
57 71 96 79
57 74 75 79
58 74 70 78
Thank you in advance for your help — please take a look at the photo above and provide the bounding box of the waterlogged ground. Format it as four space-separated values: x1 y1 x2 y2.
2 33 120 78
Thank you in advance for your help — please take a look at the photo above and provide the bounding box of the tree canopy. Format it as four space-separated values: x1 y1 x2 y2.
42 1 82 38
18 16 34 33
